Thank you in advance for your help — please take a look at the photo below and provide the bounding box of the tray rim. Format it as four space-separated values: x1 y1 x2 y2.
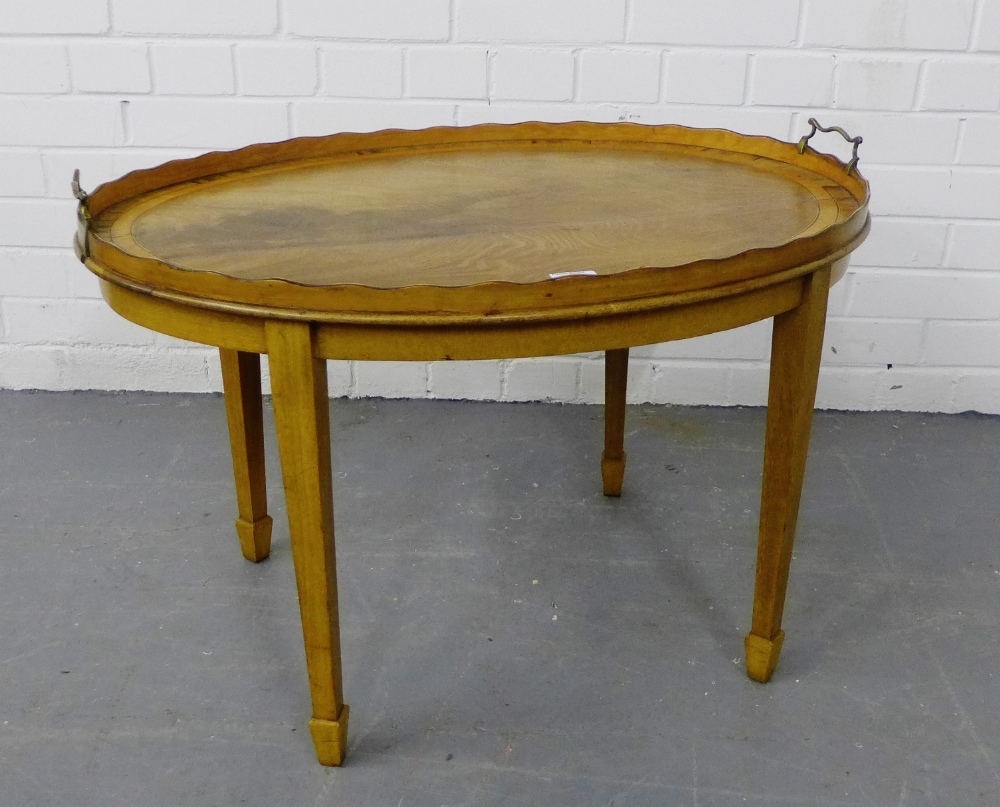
76 121 871 323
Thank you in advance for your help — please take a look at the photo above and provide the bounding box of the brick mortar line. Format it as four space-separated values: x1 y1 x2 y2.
7 34 999 58
7 97 994 123
969 0 988 51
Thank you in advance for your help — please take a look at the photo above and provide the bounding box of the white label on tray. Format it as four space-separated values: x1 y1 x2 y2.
548 270 598 279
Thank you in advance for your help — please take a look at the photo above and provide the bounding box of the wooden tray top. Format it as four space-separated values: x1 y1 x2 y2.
77 122 869 320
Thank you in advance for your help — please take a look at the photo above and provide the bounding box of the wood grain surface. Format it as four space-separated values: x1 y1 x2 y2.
100 147 842 288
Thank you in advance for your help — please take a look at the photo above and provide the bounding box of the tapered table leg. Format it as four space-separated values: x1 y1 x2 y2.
602 348 629 496
220 349 272 562
746 267 831 683
266 321 349 766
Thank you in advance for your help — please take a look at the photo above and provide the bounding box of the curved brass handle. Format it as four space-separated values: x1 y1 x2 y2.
71 169 91 225
797 118 863 176
71 169 92 259
71 168 87 202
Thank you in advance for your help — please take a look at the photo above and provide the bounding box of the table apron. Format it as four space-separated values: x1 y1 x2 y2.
313 278 803 360
100 273 805 361
100 278 268 353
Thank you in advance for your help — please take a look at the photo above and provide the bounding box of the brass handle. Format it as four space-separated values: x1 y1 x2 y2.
797 118 863 176
71 169 91 225
71 169 92 260
71 168 87 202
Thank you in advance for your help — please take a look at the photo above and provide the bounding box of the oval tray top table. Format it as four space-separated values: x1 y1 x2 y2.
74 121 870 766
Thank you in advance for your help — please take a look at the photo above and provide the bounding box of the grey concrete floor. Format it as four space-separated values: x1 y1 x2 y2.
1 390 999 806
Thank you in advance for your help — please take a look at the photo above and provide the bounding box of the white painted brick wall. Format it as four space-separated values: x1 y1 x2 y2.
112 0 278 36
629 0 800 47
492 48 575 101
0 200 77 248
0 152 46 196
459 0 627 43
0 98 124 146
664 52 747 105
961 116 1000 163
151 44 236 96
236 45 318 97
128 98 289 149
323 47 404 99
920 59 1000 111
287 0 450 41
0 1 109 35
948 224 1000 270
979 0 1000 51
293 100 454 136
750 53 835 107
802 0 978 51
504 358 579 402
407 47 489 99
70 42 152 94
579 49 661 103
430 361 503 400
354 361 428 399
1 1 999 414
0 42 70 94
833 58 921 111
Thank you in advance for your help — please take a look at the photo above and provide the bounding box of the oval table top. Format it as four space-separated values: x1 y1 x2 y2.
78 122 869 322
